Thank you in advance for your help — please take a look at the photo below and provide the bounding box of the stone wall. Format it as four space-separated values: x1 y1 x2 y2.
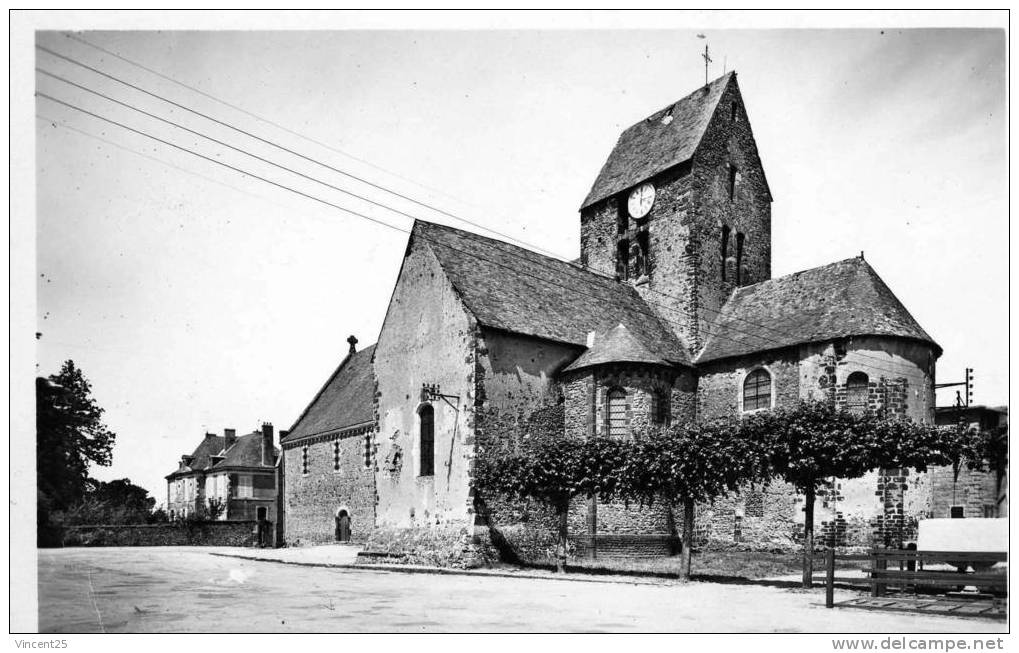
283 427 375 545
374 240 478 529
929 464 1002 519
62 521 260 547
688 75 773 352
363 524 491 569
694 337 941 552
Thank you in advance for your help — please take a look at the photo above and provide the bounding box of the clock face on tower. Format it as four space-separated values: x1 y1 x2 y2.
627 182 656 219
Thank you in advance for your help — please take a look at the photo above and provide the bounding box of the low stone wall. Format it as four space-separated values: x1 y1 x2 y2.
363 524 491 568
574 534 680 559
62 521 261 547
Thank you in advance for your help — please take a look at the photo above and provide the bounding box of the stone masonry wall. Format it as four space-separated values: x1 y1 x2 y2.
688 75 773 352
471 329 575 562
63 521 260 547
695 337 939 552
374 240 478 530
283 430 375 546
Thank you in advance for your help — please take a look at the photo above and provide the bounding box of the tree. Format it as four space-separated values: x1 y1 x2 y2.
742 401 956 587
36 361 116 543
624 417 765 579
474 435 625 573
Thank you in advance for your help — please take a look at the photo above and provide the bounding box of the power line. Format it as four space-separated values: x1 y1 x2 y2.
37 90 918 381
37 66 480 232
62 32 486 212
36 113 343 229
36 42 571 262
35 40 910 371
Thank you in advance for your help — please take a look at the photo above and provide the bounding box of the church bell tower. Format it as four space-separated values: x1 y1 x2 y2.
578 72 772 355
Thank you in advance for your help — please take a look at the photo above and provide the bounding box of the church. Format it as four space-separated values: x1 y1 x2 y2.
279 72 948 563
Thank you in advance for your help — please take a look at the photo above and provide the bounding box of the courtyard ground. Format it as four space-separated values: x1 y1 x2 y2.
37 547 1006 633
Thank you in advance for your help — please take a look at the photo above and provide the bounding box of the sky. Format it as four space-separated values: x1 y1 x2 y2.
32 25 1007 502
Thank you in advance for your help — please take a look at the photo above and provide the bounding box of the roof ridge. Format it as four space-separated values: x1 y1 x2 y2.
414 219 624 287
630 71 734 131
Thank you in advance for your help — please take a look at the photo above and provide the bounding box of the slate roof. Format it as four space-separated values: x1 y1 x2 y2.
167 430 280 478
414 220 692 367
564 323 672 373
215 431 279 469
166 434 224 478
697 257 941 363
581 72 733 209
281 344 377 444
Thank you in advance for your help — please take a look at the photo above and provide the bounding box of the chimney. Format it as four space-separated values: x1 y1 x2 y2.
224 428 237 450
347 334 358 354
586 331 596 348
205 432 216 439
261 422 274 466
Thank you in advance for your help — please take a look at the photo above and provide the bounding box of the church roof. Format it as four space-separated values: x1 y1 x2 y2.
581 72 734 209
281 344 376 445
697 257 941 363
563 323 672 373
414 220 693 367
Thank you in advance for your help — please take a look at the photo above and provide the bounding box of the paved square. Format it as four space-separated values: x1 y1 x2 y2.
37 548 1007 633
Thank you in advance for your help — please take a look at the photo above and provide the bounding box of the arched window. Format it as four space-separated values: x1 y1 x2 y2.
846 372 869 414
607 388 629 438
742 369 772 411
419 405 434 477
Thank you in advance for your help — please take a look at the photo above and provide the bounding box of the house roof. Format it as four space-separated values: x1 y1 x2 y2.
167 430 281 478
697 257 941 363
414 220 692 367
581 72 733 209
281 344 377 444
215 431 279 469
166 434 224 478
564 323 672 373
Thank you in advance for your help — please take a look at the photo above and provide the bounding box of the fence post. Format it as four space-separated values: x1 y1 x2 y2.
825 547 836 608
871 550 887 597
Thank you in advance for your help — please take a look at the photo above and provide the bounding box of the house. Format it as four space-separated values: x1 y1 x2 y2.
166 423 283 535
931 405 1008 519
281 72 951 560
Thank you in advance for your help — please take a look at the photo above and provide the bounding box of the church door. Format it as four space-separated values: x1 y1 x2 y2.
335 511 351 542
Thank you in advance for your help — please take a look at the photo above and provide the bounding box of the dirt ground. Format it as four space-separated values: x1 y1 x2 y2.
37 547 1007 633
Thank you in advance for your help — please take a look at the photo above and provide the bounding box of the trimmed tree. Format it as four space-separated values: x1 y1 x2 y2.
623 417 766 580
742 401 959 588
474 435 625 573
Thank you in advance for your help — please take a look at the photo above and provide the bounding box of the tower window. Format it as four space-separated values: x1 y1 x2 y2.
616 239 630 280
617 198 629 234
606 387 630 439
419 404 435 477
721 225 730 281
363 433 372 469
742 369 772 412
635 230 650 279
301 445 309 475
731 101 739 123
846 372 869 414
333 440 340 471
736 232 745 285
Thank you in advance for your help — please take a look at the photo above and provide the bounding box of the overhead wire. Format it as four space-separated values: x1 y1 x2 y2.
37 91 916 382
34 58 927 380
